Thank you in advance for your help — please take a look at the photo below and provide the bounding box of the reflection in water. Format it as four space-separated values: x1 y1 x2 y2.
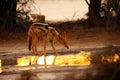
17 56 38 66
16 51 120 66
17 51 91 66
37 55 55 65
17 57 30 66
0 51 120 73
101 53 119 64
54 51 91 65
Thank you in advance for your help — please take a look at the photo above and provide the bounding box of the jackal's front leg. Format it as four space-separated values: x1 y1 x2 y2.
50 40 58 65
43 40 47 67
50 40 58 55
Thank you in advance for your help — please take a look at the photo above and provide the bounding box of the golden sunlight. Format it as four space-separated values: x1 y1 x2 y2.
37 55 55 65
16 51 120 67
37 51 91 65
101 53 119 64
55 51 91 65
0 51 119 73
17 57 30 66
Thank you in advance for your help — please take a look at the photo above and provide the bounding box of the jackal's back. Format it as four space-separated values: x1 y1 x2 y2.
28 23 58 41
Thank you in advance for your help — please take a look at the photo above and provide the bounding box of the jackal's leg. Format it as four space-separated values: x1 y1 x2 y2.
32 36 40 55
43 40 47 68
50 40 58 55
50 40 58 64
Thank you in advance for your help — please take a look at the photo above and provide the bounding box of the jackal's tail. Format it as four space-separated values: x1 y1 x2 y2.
28 35 32 51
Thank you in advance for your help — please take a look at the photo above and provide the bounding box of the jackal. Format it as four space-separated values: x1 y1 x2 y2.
27 23 69 57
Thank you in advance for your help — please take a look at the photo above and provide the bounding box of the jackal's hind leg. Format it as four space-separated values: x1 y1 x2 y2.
32 37 41 55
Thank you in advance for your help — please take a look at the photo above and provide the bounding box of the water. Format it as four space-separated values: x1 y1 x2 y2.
30 0 88 21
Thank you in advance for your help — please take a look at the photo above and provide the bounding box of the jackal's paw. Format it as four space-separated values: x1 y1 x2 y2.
36 52 42 56
33 52 41 56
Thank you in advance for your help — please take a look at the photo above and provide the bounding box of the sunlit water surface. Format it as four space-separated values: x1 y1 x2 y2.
0 51 119 73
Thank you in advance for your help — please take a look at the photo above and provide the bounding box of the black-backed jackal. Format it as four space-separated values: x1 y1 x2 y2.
27 23 69 65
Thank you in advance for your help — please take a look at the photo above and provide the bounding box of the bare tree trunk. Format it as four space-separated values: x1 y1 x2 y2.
0 0 6 33
85 0 101 27
0 0 17 33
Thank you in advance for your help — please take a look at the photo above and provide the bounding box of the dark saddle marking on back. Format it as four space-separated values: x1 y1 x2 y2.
32 23 49 29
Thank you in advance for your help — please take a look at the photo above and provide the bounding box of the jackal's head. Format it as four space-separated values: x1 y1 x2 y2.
58 32 69 49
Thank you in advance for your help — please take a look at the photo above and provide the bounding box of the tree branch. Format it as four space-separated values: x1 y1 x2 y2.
85 0 90 6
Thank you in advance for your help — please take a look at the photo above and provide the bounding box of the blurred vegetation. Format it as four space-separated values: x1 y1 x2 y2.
85 0 120 30
0 0 33 33
16 0 34 32
0 0 120 34
100 0 120 31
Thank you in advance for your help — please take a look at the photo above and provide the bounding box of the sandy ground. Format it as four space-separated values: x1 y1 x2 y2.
0 26 120 55
0 25 120 80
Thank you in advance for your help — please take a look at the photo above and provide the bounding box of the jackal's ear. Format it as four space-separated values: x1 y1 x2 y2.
62 32 66 40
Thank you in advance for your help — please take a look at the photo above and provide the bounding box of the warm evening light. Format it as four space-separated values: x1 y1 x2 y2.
37 51 91 65
37 55 55 65
16 51 120 67
0 52 120 73
55 51 91 65
17 51 92 66
17 57 30 66
101 53 119 64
